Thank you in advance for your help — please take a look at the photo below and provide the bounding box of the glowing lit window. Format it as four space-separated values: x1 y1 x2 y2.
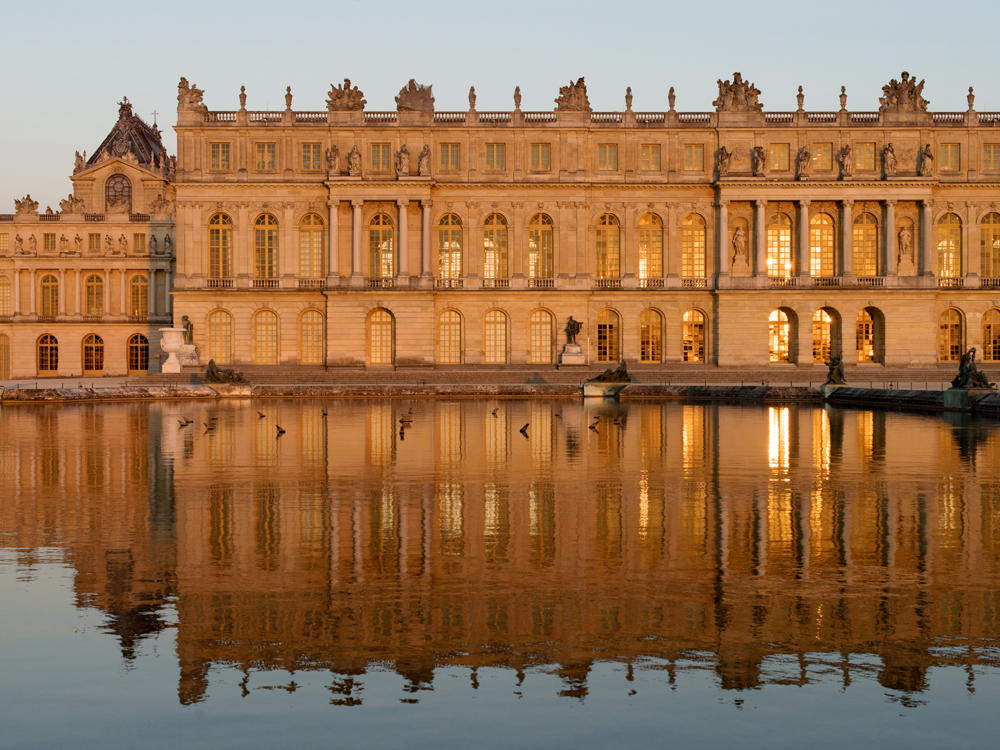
368 214 394 278
438 214 463 279
483 214 508 279
528 214 553 279
982 213 1000 277
484 310 507 364
681 214 705 278
852 213 879 277
856 143 876 171
810 213 835 277
939 308 964 362
937 213 962 277
769 144 790 171
638 213 663 279
813 309 833 363
209 214 232 278
811 143 833 171
856 309 879 363
639 309 662 363
438 310 462 364
595 214 620 278
767 213 792 278
983 308 1000 362
299 213 324 278
769 309 790 363
682 310 705 363
128 276 148 317
596 309 619 362
254 214 279 278
85 275 103 316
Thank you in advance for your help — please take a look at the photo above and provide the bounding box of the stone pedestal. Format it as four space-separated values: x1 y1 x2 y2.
898 256 916 276
731 256 751 277
159 328 185 374
821 384 847 399
944 387 993 411
559 343 586 366
177 344 199 367
583 382 629 399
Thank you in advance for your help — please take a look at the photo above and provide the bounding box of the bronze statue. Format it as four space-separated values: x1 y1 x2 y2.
588 360 633 384
181 315 194 345
564 316 583 345
824 353 846 386
205 359 249 384
951 347 994 390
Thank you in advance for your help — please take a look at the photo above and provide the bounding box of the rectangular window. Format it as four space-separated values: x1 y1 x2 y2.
88 233 101 253
812 143 833 171
940 143 961 171
255 143 276 171
440 143 460 171
598 144 618 171
984 144 1000 171
769 144 790 171
683 144 704 172
43 233 56 251
301 143 322 171
485 143 506 171
857 143 876 171
210 142 230 170
370 143 391 171
531 143 551 171
0 234 7 253
133 233 146 253
641 144 661 171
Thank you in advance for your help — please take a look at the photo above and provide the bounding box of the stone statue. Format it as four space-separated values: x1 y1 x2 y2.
105 235 114 254
14 195 38 215
878 72 928 114
625 87 633 111
74 234 83 253
898 226 912 262
118 234 128 254
713 72 763 112
718 146 732 177
74 151 86 173
796 85 805 111
181 315 194 345
14 235 23 254
468 86 476 110
59 235 68 254
883 143 897 177
395 79 435 112
797 146 811 179
177 77 208 113
839 86 848 111
325 145 339 173
824 353 846 386
668 86 676 112
513 86 521 110
968 86 976 111
732 226 747 259
44 206 54 215
239 86 247 109
919 143 934 177
205 359 249 384
148 234 157 254
588 360 633 384
564 316 583 345
839 144 853 177
326 79 366 111
752 146 767 176
952 348 994 389
418 145 431 176
554 78 591 112
59 193 85 213
395 144 410 177
28 235 36 253
348 145 362 177
164 234 173 255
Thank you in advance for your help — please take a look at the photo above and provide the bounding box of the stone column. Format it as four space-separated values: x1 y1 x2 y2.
920 199 934 276
716 200 729 279
397 200 409 282
666 202 680 278
165 268 173 315
149 270 157 316
30 270 36 315
754 200 767 277
351 200 363 281
58 270 66 315
421 200 433 278
103 269 110 315
120 269 127 315
327 199 339 282
841 200 854 279
13 270 21 315
885 199 897 276
798 199 810 278
961 204 971 278
74 271 81 317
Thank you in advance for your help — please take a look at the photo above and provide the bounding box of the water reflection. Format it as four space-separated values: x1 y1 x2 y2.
1 400 1000 706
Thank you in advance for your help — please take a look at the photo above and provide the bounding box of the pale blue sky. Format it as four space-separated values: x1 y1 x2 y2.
1 0 996 208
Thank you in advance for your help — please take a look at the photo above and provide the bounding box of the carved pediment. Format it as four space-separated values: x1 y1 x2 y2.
14 195 38 215
177 77 208 113
554 78 591 112
395 80 434 112
713 72 763 113
879 72 928 114
326 79 366 111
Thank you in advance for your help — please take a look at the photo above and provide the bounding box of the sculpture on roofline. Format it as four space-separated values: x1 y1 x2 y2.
468 86 476 110
554 78 591 112
74 151 86 173
513 86 522 110
59 193 85 214
713 72 763 112
14 195 38 215
326 79 366 111
177 77 208 113
878 72 928 114
395 80 434 112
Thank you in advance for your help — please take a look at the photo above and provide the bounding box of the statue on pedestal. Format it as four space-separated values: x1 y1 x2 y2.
952 348 994 389
182 315 194 345
564 316 582 345
205 359 249 384
824 353 846 386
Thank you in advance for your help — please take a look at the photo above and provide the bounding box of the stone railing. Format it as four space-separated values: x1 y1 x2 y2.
297 278 325 289
367 277 394 289
681 277 708 288
813 277 841 287
129 213 149 222
481 278 510 288
365 112 397 124
435 278 464 289
939 276 964 288
932 113 966 125
527 278 554 289
595 278 621 289
764 112 794 125
591 112 623 124
295 112 326 122
207 278 233 289
433 112 465 123
84 214 105 222
639 277 665 289
252 278 280 289
980 277 1000 288
205 111 236 122
39 214 60 222
856 276 884 287
248 111 282 123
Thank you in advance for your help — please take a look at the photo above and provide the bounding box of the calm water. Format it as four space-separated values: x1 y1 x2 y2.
1 398 999 749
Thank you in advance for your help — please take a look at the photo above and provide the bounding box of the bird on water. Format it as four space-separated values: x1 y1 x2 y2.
258 411 266 419
275 425 286 437
520 423 529 437
492 407 499 418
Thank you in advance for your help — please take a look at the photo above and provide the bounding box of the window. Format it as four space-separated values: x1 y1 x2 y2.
982 213 1000 277
105 174 131 211
88 233 101 253
37 334 58 372
598 144 618 171
595 214 620 278
810 213 835 277
856 143 876 171
370 143 391 172
254 214 279 278
641 144 661 172
83 334 104 375
299 214 324 278
368 309 394 365
852 213 879 277
530 143 551 171
683 144 704 172
529 310 553 365
682 310 705 363
210 143 230 170
368 214 394 278
129 276 149 317
483 214 508 279
940 143 961 171
43 233 56 251
769 309 791 363
40 275 58 316
767 214 793 277
638 213 663 279
209 213 233 278
0 334 9 380
300 310 324 365
0 234 7 253
209 310 233 364
812 143 833 171
939 309 964 362
440 143 460 171
984 309 1000 362
85 275 103 316
485 143 505 171
0 276 9 316
813 310 833 363
255 143 276 171
438 214 463 279
681 214 706 278
528 214 553 278
596 310 620 362
937 213 962 277
484 310 507 364
639 309 663 363
128 334 149 374
253 310 279 365
856 309 880 363
301 143 322 171
438 310 462 364
133 234 146 253
984 144 1000 171
769 144 790 172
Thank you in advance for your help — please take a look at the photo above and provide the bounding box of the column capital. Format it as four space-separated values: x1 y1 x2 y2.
716 199 730 208
799 198 811 206
421 199 433 209
842 199 855 207
885 198 897 207
922 198 935 207
327 199 339 209
350 199 363 210
755 199 767 209
397 199 410 209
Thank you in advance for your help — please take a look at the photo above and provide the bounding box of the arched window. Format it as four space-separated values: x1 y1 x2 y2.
596 214 620 279
37 334 58 373
104 174 131 212
40 275 59 317
767 213 793 278
299 213 324 279
937 213 962 278
596 309 620 362
209 213 233 279
253 310 279 365
682 309 705 363
638 213 663 281
483 214 508 280
0 276 11 317
639 309 663 363
856 308 882 363
300 309 324 365
208 310 233 364
368 214 394 279
254 214 279 279
938 308 964 362
0 334 9 380
812 309 836 363
438 214 463 280
83 334 104 375
129 275 148 317
484 310 508 364
85 275 104 316
769 309 791 362
810 213 835 277
852 213 879 277
984 309 1000 362
982 213 1000 278
127 334 149 374
437 310 463 364
368 309 394 365
529 309 553 365
681 214 706 278
528 213 554 279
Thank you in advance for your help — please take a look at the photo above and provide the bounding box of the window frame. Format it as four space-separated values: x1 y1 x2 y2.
811 143 833 171
210 142 231 171
640 144 661 172
984 144 1000 172
301 142 322 172
683 144 704 172
769 143 791 172
940 143 961 172
255 142 277 172
530 143 551 172
439 143 461 171
485 143 506 172
370 143 392 172
597 143 619 172
856 142 876 172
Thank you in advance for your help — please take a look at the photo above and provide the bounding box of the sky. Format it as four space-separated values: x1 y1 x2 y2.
1 0 997 208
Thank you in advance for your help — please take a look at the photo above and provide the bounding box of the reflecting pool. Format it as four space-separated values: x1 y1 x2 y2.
1 399 999 749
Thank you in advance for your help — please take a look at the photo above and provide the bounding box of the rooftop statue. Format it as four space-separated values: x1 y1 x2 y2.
879 71 928 114
395 79 434 112
14 195 38 215
326 79 366 112
951 348 994 390
588 360 633 384
554 77 591 112
713 72 763 113
177 77 208 113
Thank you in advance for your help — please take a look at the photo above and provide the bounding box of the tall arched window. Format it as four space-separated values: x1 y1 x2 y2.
437 310 463 364
529 310 553 365
812 309 835 363
299 214 324 279
0 276 11 317
639 309 663 363
596 309 620 362
300 309 324 365
0 334 9 380
254 214 279 279
681 214 706 278
85 275 104 316
253 310 279 365
596 214 620 278
209 213 233 279
682 309 705 363
83 334 104 375
767 213 793 278
938 308 964 362
208 310 233 364
810 213 835 277
368 309 394 365
528 214 553 279
129 275 148 317
638 213 663 281
104 174 131 212
127 334 149 374
856 308 882 363
37 334 58 373
984 309 1000 362
769 309 791 362
852 213 879 277
438 214 463 280
937 213 962 278
40 275 58 316
368 214 394 279
483 214 508 280
484 310 508 364
982 213 1000 278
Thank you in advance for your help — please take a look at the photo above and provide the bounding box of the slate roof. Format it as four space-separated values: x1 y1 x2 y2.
86 97 167 168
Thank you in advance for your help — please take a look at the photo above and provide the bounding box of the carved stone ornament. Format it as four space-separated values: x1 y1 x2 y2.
713 72 763 113
554 77 591 112
718 146 732 177
883 143 898 177
418 145 431 176
395 80 435 112
59 193 85 214
177 77 208 113
106 195 131 213
878 72 928 114
325 145 340 173
752 146 767 176
73 151 86 174
347 145 362 177
14 195 38 215
839 145 853 177
327 79 366 111
147 194 172 214
395 144 410 178
919 144 934 177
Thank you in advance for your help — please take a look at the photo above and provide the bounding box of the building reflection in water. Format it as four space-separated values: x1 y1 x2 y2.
1 400 999 704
